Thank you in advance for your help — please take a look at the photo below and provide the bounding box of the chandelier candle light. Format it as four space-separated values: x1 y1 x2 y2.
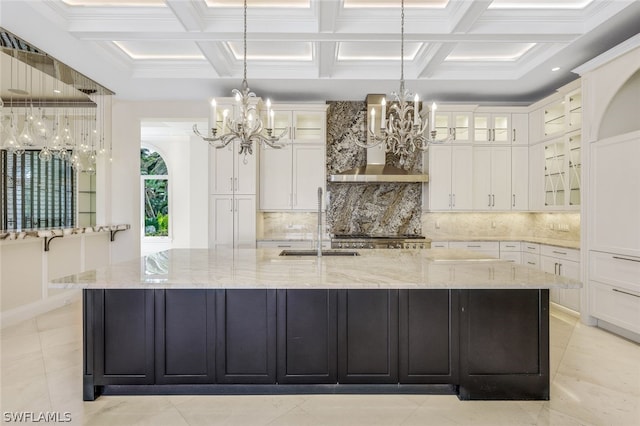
193 0 286 159
357 0 452 167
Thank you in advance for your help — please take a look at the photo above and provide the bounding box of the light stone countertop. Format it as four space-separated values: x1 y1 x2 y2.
49 248 582 290
438 237 580 250
0 224 130 241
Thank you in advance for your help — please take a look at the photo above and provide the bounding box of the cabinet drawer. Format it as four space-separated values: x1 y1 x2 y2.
449 241 500 251
590 281 640 334
522 243 540 254
257 240 313 249
522 253 540 269
499 252 521 263
589 251 640 292
431 242 449 249
499 241 521 252
541 245 580 262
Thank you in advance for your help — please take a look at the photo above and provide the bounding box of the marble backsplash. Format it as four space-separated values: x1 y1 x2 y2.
325 100 423 235
260 211 580 243
421 212 580 242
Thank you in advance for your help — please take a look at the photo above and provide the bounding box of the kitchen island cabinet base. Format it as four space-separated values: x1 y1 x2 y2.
82 288 549 401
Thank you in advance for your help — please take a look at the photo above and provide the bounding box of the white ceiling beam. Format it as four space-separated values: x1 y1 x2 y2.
165 0 206 32
317 41 336 78
417 42 456 79
449 0 492 33
70 31 578 43
316 0 340 33
196 41 234 77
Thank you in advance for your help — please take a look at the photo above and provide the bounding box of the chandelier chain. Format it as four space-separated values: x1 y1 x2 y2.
400 0 404 91
243 0 247 84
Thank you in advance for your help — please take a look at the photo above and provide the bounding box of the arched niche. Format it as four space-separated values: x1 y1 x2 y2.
598 69 640 140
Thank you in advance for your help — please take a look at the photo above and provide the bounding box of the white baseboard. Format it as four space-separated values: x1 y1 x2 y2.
0 290 81 328
596 319 640 344
550 301 580 317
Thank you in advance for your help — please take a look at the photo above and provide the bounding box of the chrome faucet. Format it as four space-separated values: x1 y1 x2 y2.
317 187 323 257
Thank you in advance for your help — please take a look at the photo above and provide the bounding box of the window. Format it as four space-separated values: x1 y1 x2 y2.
1 150 75 230
140 148 169 237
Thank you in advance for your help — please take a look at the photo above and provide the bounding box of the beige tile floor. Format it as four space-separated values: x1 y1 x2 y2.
1 302 638 426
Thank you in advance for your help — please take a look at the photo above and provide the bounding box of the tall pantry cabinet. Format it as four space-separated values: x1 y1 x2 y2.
208 98 259 248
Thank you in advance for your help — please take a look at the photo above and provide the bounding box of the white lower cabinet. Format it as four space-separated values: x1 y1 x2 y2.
588 250 640 334
541 245 580 312
448 241 500 258
499 241 521 263
209 195 256 248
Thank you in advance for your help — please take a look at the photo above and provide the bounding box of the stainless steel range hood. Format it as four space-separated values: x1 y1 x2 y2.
328 94 429 183
328 164 428 183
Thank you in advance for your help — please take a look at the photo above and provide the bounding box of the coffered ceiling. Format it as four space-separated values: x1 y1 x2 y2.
1 0 639 105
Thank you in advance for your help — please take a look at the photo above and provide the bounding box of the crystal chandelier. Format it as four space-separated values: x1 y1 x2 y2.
193 0 286 157
356 0 452 167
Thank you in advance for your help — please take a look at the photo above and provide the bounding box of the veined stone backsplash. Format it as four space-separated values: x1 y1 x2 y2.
325 100 423 235
422 212 580 242
260 211 580 243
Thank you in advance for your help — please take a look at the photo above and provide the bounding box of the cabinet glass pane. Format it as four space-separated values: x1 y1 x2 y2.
544 102 565 137
273 111 292 137
454 114 470 141
294 112 324 140
568 133 581 206
544 141 566 207
493 116 509 142
474 116 489 142
434 113 450 140
568 93 582 130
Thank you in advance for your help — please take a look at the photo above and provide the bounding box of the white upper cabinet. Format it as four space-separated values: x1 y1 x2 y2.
539 87 582 140
541 131 581 210
259 105 327 211
511 113 529 145
209 141 257 195
511 146 529 211
474 113 511 144
472 146 511 210
432 111 473 143
424 145 473 211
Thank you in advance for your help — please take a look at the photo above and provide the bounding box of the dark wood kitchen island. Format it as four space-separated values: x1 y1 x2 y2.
49 248 581 402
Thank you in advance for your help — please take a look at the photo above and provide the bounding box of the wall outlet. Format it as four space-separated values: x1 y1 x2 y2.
559 224 570 232
435 220 440 229
549 223 555 230
491 221 496 228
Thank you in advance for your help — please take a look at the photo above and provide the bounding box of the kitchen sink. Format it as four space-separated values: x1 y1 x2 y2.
279 250 360 257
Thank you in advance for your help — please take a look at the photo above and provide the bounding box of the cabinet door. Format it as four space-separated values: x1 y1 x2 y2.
209 195 234 248
491 146 512 210
293 144 325 210
399 290 458 384
155 290 216 384
92 290 155 385
451 146 473 210
590 133 640 256
473 147 493 209
293 111 326 141
338 290 398 383
210 144 235 194
235 140 257 194
234 195 256 248
567 131 581 208
451 112 473 143
426 145 453 210
558 260 580 312
511 113 529 145
433 112 453 142
216 290 277 384
492 114 511 144
529 143 545 210
544 139 566 208
270 109 293 143
474 114 491 143
277 290 337 384
511 147 529 211
259 144 292 210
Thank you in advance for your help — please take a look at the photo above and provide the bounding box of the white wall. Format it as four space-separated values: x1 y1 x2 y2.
110 100 209 261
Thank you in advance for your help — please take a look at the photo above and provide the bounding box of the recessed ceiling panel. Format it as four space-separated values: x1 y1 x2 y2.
343 0 449 8
227 41 312 60
62 0 165 6
113 41 205 60
488 0 594 9
205 0 310 7
445 43 536 62
337 42 422 60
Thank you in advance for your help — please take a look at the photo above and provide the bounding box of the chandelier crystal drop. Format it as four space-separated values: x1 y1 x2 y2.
355 0 452 167
193 0 286 158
